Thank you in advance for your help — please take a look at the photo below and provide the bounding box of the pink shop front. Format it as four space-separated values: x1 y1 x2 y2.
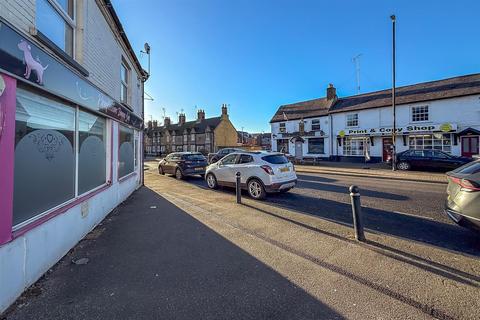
0 22 143 246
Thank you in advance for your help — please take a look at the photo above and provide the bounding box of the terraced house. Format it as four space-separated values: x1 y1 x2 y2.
271 74 480 162
0 0 147 311
145 104 238 155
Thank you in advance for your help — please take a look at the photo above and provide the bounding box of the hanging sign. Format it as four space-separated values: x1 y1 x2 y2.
0 20 143 130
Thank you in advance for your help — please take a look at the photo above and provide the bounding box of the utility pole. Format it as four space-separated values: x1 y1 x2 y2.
391 15 397 171
352 54 362 94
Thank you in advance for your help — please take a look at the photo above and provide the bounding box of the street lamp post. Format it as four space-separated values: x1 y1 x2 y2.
390 15 397 171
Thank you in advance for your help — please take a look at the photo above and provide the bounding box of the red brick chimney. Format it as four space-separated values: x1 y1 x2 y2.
327 83 336 101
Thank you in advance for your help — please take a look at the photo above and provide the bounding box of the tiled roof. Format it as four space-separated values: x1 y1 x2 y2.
151 117 223 135
270 97 334 123
271 73 480 122
330 73 480 113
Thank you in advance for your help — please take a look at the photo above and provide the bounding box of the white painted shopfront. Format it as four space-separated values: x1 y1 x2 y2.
271 75 480 162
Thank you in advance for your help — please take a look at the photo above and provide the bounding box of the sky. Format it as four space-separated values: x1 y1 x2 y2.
112 0 480 133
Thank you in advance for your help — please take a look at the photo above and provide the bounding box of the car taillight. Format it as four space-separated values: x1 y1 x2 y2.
450 176 480 191
261 165 274 175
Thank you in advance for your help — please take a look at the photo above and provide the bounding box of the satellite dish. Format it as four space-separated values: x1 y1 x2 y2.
144 42 150 54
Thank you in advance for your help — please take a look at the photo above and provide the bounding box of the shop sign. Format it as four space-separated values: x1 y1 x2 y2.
338 123 457 136
0 20 143 130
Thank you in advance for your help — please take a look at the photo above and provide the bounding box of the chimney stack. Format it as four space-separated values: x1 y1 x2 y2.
327 83 336 101
164 117 171 126
221 103 228 119
178 113 186 125
147 120 153 129
197 109 205 121
152 120 158 128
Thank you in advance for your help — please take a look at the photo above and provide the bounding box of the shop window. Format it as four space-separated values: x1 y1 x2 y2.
276 139 289 153
36 0 75 56
279 122 286 133
119 125 134 178
343 137 365 156
411 106 429 122
134 132 139 169
13 88 76 226
346 114 358 127
408 133 451 153
311 119 320 131
308 138 324 154
78 111 106 195
120 61 129 104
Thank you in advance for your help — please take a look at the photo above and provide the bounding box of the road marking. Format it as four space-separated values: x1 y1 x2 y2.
393 211 437 221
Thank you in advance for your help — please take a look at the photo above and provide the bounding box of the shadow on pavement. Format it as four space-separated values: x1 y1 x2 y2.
266 191 480 257
296 174 409 201
5 187 343 320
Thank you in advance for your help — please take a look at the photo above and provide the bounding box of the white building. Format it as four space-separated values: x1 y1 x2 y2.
271 74 480 162
0 0 147 312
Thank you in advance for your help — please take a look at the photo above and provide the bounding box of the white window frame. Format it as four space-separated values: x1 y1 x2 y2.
346 113 359 127
279 122 286 133
121 60 129 104
408 133 452 153
311 119 321 131
343 137 365 156
37 0 77 58
411 105 429 123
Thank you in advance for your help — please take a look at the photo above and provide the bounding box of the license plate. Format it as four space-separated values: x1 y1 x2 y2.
195 167 204 171
280 167 290 172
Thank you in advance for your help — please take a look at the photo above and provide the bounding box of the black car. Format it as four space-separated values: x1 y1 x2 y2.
207 148 244 164
158 152 208 179
395 150 472 171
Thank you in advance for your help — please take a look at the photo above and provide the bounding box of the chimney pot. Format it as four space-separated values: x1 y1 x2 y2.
164 117 171 126
178 113 186 125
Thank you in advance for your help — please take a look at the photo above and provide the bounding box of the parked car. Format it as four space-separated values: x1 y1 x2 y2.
445 160 480 231
205 152 297 200
158 152 208 179
394 150 472 171
208 148 244 164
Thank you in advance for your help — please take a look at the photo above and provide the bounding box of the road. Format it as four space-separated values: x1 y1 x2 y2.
179 169 479 256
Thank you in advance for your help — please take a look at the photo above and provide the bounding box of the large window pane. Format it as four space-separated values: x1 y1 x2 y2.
308 138 324 154
36 0 73 56
14 88 75 226
78 111 106 194
119 125 134 178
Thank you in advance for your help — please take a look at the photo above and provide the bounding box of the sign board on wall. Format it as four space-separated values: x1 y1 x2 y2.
0 20 143 130
338 123 457 137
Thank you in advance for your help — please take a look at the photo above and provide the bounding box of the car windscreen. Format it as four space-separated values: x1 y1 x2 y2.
455 161 480 174
261 155 288 164
183 154 206 161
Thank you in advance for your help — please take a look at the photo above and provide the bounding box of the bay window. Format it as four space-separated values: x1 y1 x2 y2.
36 0 75 56
13 88 109 228
343 137 365 156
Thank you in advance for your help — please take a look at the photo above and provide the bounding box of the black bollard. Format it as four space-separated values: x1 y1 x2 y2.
235 172 241 204
349 185 365 241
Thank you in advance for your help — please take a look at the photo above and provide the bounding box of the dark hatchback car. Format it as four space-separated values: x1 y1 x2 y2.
158 152 208 179
208 148 244 164
394 150 472 171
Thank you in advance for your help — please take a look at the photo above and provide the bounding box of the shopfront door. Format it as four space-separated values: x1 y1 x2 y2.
461 136 479 158
382 137 393 161
295 141 303 159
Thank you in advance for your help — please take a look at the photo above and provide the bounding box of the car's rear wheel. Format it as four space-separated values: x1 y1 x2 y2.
397 161 411 171
206 173 218 189
247 179 266 200
175 168 184 180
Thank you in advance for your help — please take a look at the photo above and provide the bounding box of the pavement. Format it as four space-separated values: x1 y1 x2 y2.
3 162 480 319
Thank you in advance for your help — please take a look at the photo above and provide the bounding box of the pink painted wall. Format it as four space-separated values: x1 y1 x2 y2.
0 74 16 245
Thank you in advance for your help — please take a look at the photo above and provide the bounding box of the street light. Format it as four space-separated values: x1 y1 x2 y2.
390 14 397 171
